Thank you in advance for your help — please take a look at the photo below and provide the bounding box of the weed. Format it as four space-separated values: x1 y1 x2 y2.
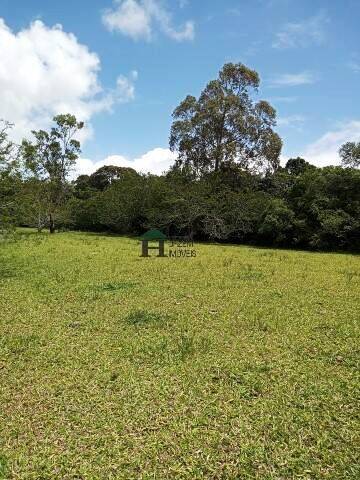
0 455 7 479
97 281 135 292
125 309 165 326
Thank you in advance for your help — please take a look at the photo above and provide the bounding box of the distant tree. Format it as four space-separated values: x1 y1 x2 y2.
73 175 96 200
285 157 315 176
160 180 210 238
21 114 84 233
98 171 145 233
202 189 270 242
339 142 360 168
0 120 15 166
17 177 50 232
258 198 295 245
288 166 360 249
0 120 18 237
89 165 138 191
170 62 282 176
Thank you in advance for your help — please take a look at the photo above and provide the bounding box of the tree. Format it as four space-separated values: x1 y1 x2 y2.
22 114 84 233
0 120 18 237
258 198 295 245
339 142 360 168
97 171 146 233
89 165 138 191
73 175 95 200
288 166 360 250
285 157 315 176
17 177 50 231
0 120 15 166
170 62 282 176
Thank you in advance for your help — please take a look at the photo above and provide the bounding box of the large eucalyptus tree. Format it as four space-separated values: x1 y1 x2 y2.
170 63 282 176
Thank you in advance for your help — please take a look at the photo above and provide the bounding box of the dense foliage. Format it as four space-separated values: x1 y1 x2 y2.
170 63 282 175
1 63 359 251
60 162 359 251
21 114 84 233
4 158 357 251
0 120 18 238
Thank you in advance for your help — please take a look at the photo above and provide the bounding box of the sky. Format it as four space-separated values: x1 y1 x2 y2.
1 0 360 176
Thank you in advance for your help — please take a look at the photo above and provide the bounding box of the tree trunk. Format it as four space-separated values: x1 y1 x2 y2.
49 213 55 234
37 212 43 233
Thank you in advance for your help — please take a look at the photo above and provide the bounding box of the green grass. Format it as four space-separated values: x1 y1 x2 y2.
0 230 359 479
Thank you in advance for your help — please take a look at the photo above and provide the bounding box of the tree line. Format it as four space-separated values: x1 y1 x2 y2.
0 63 359 251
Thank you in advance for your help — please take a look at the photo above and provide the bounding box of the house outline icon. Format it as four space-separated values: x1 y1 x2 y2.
140 229 167 257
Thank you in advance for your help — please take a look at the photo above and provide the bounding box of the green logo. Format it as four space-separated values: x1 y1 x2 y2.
140 229 167 257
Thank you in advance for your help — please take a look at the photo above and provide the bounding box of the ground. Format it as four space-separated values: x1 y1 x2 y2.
0 231 359 479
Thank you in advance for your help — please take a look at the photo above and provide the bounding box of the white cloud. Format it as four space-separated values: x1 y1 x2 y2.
102 0 195 41
102 0 152 40
74 147 177 178
270 72 316 87
0 18 136 142
301 121 360 167
273 12 328 49
114 70 138 101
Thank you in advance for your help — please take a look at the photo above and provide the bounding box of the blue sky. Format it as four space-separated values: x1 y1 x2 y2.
1 0 360 175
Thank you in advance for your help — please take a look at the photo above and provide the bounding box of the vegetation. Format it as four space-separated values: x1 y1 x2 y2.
0 63 358 251
0 231 359 478
339 141 360 169
0 120 17 238
169 63 282 175
0 60 359 475
21 114 84 233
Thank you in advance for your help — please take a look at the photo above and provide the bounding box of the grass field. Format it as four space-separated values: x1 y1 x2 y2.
0 231 359 479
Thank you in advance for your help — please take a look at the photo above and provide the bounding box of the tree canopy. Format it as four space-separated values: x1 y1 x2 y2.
21 114 84 233
170 63 282 176
339 141 360 168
